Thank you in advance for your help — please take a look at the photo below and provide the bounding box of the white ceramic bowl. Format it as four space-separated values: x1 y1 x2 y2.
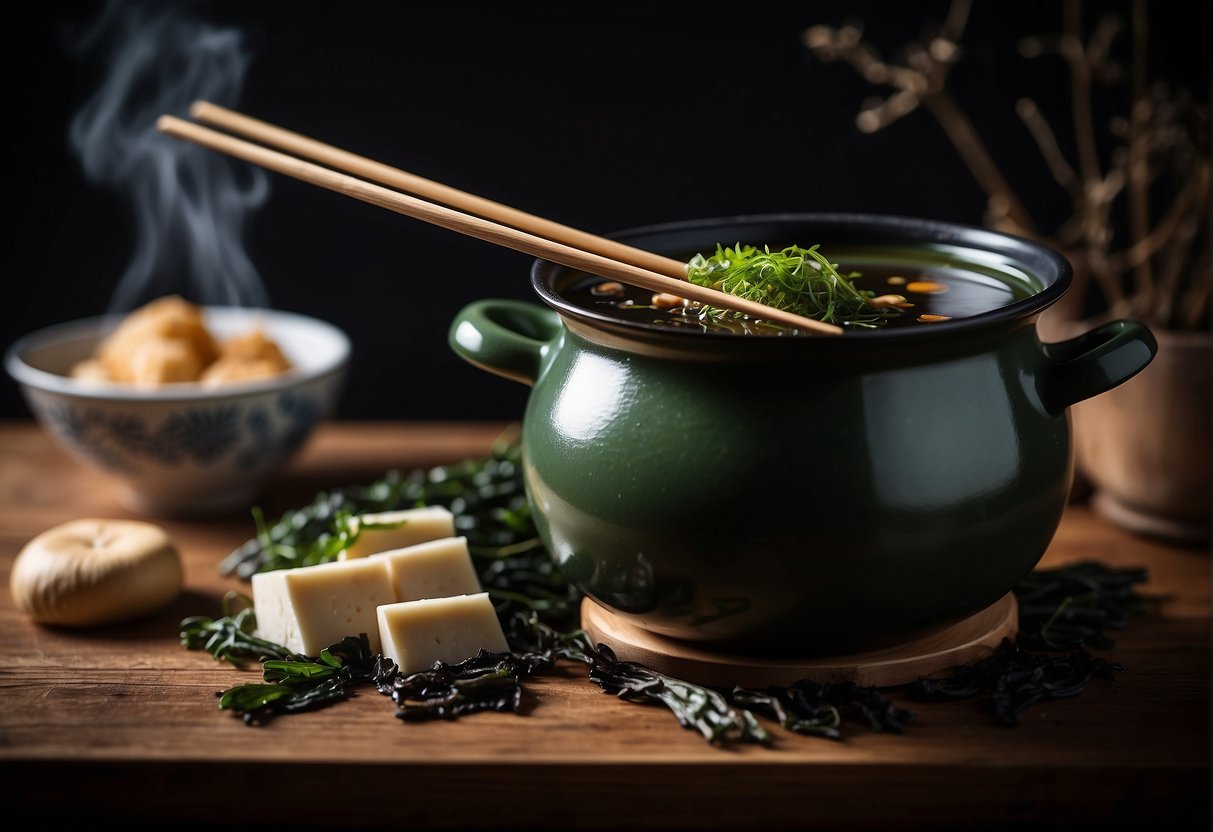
5 307 350 517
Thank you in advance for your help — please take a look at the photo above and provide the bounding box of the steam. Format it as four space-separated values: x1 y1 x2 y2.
68 0 270 314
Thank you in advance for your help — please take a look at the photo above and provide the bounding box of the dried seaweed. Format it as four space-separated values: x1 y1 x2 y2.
179 591 289 669
219 432 583 629
731 681 913 741
907 639 1122 726
507 613 771 745
187 444 1157 740
374 648 553 721
1013 560 1153 650
214 634 381 724
905 562 1150 724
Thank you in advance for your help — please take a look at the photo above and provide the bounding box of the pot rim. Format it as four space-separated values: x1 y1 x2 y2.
531 212 1073 343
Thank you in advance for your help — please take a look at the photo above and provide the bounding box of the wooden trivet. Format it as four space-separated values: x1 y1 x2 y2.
580 592 1018 689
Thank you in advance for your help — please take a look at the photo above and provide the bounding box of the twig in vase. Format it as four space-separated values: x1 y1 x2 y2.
805 0 1211 331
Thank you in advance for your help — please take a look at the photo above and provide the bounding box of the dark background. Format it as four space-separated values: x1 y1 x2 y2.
2 1 1207 421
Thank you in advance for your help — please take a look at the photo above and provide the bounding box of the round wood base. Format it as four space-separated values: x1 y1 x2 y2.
580 593 1018 689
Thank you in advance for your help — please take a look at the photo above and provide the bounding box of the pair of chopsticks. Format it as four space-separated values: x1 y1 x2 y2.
157 103 843 335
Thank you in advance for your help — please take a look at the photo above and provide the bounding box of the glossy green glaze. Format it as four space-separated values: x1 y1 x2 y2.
449 214 1157 654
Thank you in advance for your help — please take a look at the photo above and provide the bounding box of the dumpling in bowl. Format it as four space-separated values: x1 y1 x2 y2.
67 295 293 387
200 329 293 384
84 295 219 386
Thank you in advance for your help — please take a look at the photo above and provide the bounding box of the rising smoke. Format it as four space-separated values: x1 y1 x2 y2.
68 0 270 314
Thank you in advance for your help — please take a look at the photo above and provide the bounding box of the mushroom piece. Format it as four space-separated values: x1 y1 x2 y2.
9 518 184 627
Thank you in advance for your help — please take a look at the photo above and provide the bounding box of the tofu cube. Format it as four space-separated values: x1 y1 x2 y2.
339 506 456 560
371 536 482 602
251 557 395 656
377 592 509 674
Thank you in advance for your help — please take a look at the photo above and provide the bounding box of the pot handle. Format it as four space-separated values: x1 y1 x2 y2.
448 299 563 386
1039 319 1158 414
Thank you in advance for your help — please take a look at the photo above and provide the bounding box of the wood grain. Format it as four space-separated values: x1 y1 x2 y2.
0 420 1208 830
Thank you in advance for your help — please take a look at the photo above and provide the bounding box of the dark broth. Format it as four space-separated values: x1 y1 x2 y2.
562 247 1036 335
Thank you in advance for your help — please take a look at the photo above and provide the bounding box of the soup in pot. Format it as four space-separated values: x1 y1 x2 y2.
562 245 1037 335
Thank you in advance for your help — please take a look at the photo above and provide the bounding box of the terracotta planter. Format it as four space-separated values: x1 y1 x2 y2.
1072 327 1211 543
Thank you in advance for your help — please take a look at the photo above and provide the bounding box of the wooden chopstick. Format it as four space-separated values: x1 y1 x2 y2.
156 114 844 335
190 100 688 281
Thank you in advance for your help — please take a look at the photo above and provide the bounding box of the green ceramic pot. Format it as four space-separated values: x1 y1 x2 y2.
449 214 1156 655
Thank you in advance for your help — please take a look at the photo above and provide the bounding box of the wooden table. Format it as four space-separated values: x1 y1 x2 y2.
1 420 1208 830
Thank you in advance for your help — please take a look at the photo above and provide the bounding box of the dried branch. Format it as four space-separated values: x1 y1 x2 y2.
1063 1 1107 193
1174 155 1212 329
804 1 1036 236
803 0 1210 331
1126 0 1153 310
1105 165 1206 276
1181 242 1211 330
921 91 1036 236
1015 98 1080 197
1154 210 1200 326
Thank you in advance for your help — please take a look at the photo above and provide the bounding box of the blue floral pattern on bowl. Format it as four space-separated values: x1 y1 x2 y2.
8 305 350 515
36 390 328 475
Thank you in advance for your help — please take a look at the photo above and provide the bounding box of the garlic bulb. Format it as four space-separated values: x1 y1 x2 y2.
9 518 183 626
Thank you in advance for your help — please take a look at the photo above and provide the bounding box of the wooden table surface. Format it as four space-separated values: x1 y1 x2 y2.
0 420 1208 831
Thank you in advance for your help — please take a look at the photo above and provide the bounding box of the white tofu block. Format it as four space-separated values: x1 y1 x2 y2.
338 506 457 560
377 592 510 674
370 536 483 602
251 557 395 656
